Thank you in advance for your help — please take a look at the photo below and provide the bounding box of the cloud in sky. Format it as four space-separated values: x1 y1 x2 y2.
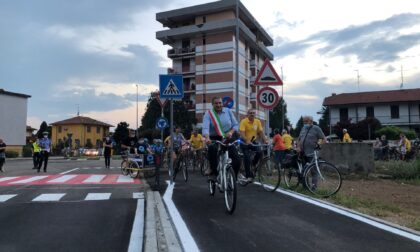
1 0 419 128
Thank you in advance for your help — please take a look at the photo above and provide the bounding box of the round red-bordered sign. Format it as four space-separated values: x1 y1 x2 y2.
257 86 280 109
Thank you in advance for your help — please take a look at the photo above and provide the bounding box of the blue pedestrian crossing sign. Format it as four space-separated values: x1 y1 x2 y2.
159 75 183 99
156 117 169 130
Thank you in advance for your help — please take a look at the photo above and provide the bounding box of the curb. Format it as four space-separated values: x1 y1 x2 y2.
144 190 182 252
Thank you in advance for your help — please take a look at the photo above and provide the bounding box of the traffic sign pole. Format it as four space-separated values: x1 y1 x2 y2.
169 99 174 185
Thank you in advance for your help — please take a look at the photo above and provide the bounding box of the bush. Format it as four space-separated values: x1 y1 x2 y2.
375 159 420 180
375 126 417 140
22 145 33 157
5 150 19 158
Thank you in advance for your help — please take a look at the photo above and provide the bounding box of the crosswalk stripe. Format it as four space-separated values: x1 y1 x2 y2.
132 192 144 199
10 176 48 184
0 177 19 182
47 175 78 183
32 193 66 202
0 194 17 202
117 175 134 183
85 193 111 201
82 175 106 183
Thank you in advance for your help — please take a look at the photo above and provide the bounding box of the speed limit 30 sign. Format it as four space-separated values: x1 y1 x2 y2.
257 86 280 109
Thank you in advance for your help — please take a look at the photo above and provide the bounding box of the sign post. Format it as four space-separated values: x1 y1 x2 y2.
159 74 183 185
257 86 280 135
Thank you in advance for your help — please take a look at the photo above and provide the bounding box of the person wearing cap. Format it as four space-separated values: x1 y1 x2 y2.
0 138 6 172
342 129 352 143
38 132 52 172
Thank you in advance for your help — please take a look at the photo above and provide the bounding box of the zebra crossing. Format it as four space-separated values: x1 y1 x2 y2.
0 192 144 203
0 174 141 186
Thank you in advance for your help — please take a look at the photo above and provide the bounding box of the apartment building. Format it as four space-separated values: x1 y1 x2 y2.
156 0 274 126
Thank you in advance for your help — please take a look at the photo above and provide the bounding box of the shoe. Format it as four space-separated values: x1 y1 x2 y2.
246 177 254 183
204 168 213 176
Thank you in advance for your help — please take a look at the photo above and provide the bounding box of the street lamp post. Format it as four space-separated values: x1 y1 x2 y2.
135 84 139 138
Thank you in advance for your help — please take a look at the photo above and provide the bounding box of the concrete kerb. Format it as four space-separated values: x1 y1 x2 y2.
143 184 182 252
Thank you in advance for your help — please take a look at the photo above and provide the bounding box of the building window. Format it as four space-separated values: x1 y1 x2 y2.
87 126 91 133
339 108 348 122
202 16 206 23
203 94 206 103
58 126 62 133
391 105 399 119
245 79 249 89
202 36 206 45
96 126 101 133
366 106 374 118
203 74 206 84
203 55 206 64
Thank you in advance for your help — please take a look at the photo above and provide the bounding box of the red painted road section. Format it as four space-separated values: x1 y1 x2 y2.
0 174 141 186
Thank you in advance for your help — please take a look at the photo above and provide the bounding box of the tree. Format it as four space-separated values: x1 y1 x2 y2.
113 121 129 152
333 117 381 141
318 106 330 135
140 92 197 138
292 116 304 137
36 121 51 139
269 98 291 132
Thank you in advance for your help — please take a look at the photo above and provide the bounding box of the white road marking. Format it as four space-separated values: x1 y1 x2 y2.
32 193 66 202
132 192 144 199
163 181 200 252
84 193 111 201
82 175 106 183
257 183 420 243
47 175 77 183
0 194 17 202
127 199 144 252
0 177 18 182
10 176 48 184
117 175 134 183
60 168 79 175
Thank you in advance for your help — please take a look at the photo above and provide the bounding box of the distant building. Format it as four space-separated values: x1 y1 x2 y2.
26 126 37 142
0 89 31 155
156 0 274 126
323 88 420 133
50 116 114 149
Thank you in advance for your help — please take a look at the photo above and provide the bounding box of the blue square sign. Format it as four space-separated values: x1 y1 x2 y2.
159 75 183 99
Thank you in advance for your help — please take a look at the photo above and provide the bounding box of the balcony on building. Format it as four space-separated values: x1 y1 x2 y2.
168 47 196 59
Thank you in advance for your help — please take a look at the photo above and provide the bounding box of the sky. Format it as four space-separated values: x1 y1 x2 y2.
1 0 420 130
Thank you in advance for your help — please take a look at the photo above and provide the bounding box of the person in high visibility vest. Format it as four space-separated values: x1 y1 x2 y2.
342 129 352 143
31 139 41 169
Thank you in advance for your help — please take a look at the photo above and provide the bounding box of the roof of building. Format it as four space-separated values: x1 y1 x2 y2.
26 126 37 131
50 116 114 127
156 0 273 46
0 89 31 98
323 88 420 106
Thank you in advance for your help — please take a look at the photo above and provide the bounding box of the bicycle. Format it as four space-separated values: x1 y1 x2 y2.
281 146 342 198
120 151 156 178
237 142 281 192
172 142 190 182
207 139 239 214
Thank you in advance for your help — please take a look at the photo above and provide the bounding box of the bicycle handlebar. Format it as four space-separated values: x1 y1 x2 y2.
212 139 241 147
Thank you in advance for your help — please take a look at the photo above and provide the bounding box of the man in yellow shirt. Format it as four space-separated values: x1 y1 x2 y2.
281 129 293 151
239 109 268 182
342 129 352 143
189 128 203 150
399 133 412 160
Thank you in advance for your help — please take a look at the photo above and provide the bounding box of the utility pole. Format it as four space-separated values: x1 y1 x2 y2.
235 0 240 120
135 84 139 138
354 69 360 92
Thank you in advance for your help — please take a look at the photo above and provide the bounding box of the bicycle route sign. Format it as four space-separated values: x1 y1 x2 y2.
156 117 169 130
159 74 183 99
257 86 280 109
222 96 234 109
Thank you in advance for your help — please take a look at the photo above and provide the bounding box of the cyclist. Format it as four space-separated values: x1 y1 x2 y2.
272 128 286 167
282 129 293 153
202 97 240 177
296 116 327 163
121 130 137 155
136 138 154 166
239 108 268 182
165 126 186 161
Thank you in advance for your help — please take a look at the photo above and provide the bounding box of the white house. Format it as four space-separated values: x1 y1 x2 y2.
323 88 420 134
0 89 31 155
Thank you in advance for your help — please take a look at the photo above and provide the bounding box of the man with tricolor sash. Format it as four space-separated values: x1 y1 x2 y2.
202 97 240 177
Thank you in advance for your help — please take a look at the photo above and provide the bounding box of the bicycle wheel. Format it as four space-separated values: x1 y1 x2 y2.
224 166 237 214
121 160 129 175
201 158 209 176
258 157 281 192
281 167 300 189
182 158 188 182
129 161 140 178
209 179 215 196
304 162 342 197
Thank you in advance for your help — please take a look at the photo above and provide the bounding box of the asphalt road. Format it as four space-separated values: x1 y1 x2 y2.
169 172 420 252
0 159 144 252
